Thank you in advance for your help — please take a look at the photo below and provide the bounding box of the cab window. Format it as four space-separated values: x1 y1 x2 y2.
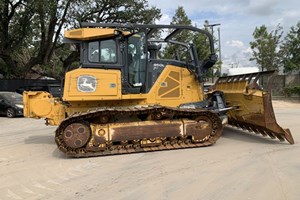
128 32 146 86
88 39 117 63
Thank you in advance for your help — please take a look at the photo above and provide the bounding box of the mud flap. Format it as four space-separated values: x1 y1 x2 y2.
214 70 294 144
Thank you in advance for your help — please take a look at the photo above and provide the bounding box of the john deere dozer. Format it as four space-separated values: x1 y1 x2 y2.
23 23 294 158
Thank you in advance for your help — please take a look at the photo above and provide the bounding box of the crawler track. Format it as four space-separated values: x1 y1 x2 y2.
55 105 223 158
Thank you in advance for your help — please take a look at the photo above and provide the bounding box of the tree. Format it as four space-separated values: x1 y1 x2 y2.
280 21 300 73
0 0 74 78
70 0 160 26
161 7 218 81
193 20 212 62
0 0 35 78
162 6 192 60
193 20 217 79
249 25 283 71
0 0 161 79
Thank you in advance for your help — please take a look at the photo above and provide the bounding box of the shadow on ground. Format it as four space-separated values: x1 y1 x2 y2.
25 134 55 145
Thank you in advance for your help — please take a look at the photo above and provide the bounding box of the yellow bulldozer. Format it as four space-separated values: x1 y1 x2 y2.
23 23 294 158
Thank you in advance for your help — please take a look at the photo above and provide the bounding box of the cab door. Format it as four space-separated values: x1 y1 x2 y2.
127 32 147 87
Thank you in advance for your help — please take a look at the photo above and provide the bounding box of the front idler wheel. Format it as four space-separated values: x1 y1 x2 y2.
63 122 91 149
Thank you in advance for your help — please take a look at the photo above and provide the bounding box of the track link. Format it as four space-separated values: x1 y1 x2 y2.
55 105 223 158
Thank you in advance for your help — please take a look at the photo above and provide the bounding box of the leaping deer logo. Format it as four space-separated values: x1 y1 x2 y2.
77 75 97 92
81 78 94 89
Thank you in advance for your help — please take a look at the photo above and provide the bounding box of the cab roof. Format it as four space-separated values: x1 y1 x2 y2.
64 28 130 41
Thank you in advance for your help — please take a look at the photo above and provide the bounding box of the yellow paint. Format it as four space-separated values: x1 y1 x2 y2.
214 80 265 119
23 91 65 126
63 68 122 101
215 80 248 93
64 28 130 41
24 65 204 125
148 65 204 107
90 124 110 141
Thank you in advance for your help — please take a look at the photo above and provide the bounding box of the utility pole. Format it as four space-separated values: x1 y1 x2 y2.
218 27 221 74
207 23 221 82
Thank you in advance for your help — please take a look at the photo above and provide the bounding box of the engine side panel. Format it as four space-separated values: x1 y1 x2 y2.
63 68 122 101
23 65 204 125
145 65 204 106
62 65 204 113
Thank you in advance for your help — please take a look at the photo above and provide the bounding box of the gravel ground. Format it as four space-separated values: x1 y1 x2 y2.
0 100 299 200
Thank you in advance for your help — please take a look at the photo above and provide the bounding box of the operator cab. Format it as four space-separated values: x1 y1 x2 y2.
68 30 147 93
64 23 217 94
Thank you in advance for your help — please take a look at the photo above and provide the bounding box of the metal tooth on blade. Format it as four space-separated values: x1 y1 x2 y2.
253 127 266 136
283 129 294 144
239 123 248 130
265 131 276 139
238 123 246 130
244 126 252 133
251 126 261 134
258 129 268 137
233 121 239 127
244 125 254 132
275 134 285 142
249 126 256 133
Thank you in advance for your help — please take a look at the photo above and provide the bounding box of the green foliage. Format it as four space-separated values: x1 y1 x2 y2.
73 0 161 25
280 21 300 73
162 6 192 60
193 20 211 61
249 25 283 71
0 0 35 77
284 86 300 97
162 7 213 66
0 0 161 79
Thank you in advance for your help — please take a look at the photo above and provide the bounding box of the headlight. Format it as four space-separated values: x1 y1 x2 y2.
15 104 23 109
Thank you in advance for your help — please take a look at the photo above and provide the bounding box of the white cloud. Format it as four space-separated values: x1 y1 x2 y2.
148 0 300 69
271 18 284 27
243 47 252 54
247 0 279 16
226 40 244 48
156 14 172 25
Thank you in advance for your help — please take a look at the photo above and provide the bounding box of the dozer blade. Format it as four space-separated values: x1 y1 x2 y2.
214 70 294 144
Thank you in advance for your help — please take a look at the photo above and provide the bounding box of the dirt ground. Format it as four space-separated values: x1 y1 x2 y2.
0 100 300 200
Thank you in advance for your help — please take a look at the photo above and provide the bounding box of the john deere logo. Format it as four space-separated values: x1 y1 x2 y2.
77 75 97 92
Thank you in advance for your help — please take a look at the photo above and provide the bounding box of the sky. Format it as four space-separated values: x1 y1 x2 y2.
147 0 300 73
